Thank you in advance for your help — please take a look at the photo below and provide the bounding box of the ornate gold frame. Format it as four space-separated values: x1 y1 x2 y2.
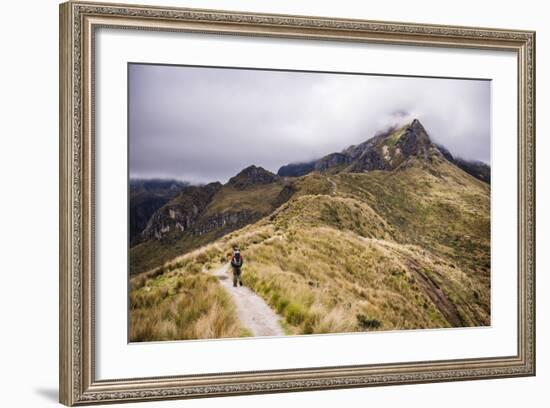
59 1 536 405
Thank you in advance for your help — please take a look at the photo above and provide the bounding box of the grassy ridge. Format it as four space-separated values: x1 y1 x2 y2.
129 158 490 339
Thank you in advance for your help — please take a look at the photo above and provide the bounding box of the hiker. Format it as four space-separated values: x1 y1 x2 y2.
230 246 244 287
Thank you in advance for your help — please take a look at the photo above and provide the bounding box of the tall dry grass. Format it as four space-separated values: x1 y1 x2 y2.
239 224 488 335
129 265 248 342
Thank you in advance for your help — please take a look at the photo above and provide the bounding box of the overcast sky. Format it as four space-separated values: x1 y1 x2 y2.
129 63 491 184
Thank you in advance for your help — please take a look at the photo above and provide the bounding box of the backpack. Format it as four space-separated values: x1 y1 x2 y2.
231 251 243 268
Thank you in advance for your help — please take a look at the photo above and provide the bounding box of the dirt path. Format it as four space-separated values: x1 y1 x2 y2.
210 265 285 337
327 177 338 195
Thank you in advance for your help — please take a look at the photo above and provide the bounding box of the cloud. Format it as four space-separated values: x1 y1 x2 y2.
129 64 491 184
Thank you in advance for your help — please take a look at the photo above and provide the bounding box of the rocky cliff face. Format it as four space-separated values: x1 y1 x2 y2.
129 179 189 244
130 194 171 245
193 209 263 237
140 182 222 242
138 166 293 244
314 153 351 172
397 119 433 158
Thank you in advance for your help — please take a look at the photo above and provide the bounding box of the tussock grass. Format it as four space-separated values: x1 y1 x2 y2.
239 226 466 334
129 261 247 342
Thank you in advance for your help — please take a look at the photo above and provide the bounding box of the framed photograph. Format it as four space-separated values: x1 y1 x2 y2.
59 1 536 405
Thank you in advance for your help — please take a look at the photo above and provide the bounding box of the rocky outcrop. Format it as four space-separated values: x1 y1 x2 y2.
129 179 189 245
130 194 170 245
277 161 316 177
346 146 391 173
314 153 351 172
140 182 222 241
228 165 279 190
193 210 262 236
398 119 432 159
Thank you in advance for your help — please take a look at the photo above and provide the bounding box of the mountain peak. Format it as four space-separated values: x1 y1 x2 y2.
341 118 434 173
228 165 279 189
397 118 433 157
276 118 489 183
411 118 429 138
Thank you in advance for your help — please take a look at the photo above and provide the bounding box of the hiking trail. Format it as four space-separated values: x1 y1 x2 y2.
210 264 285 337
327 176 338 195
